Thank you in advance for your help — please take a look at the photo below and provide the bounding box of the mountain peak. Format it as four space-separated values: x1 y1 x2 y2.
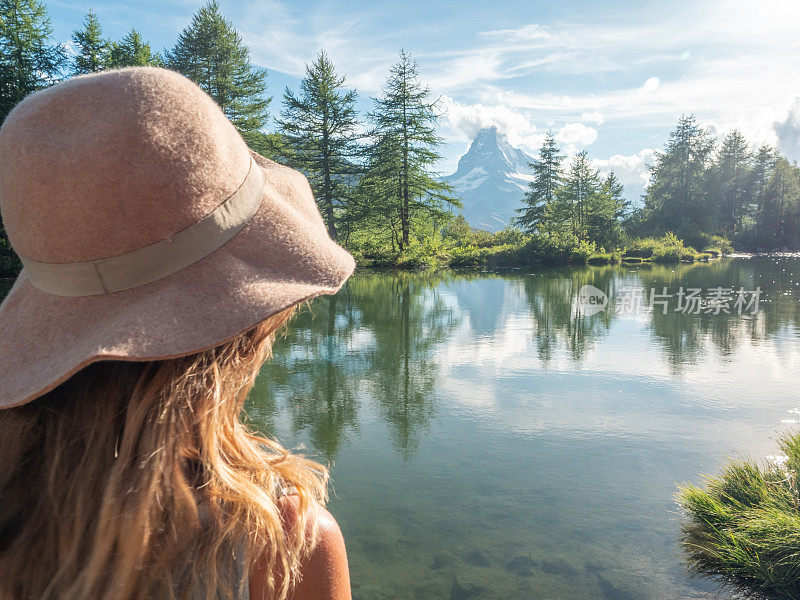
455 127 529 177
446 128 535 231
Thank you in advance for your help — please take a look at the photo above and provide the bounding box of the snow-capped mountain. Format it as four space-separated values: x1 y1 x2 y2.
445 126 534 231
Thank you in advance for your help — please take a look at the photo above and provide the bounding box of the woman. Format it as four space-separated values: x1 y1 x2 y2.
0 67 354 600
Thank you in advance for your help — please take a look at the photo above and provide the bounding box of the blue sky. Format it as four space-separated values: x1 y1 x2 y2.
46 0 800 195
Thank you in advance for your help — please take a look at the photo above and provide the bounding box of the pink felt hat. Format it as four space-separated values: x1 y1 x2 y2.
0 67 355 410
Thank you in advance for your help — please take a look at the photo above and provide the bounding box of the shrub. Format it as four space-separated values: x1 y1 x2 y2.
624 237 660 258
677 430 800 600
700 234 735 255
587 252 621 265
626 233 697 264
519 231 595 265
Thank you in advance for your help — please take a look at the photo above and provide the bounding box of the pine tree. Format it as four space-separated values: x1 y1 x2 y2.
750 144 779 235
0 0 65 123
549 151 602 240
277 51 361 241
590 171 628 248
514 133 563 233
166 0 269 147
710 129 751 235
758 158 800 249
106 29 160 68
354 133 405 250
642 114 715 241
72 10 108 74
367 50 459 251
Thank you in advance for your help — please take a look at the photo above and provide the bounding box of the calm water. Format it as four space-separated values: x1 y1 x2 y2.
247 257 800 600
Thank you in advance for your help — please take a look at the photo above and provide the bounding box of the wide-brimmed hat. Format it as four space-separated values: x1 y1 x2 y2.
0 67 355 410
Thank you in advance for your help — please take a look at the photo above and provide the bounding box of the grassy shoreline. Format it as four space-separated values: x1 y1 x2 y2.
353 232 732 271
677 431 800 600
0 232 738 280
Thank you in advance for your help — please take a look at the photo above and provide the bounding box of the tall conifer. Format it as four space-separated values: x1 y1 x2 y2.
0 0 65 123
514 133 563 233
278 51 361 241
166 1 269 146
367 50 458 251
72 10 107 74
107 29 160 68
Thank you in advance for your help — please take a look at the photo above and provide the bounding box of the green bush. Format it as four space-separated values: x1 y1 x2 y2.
621 256 643 264
587 252 621 265
448 245 491 267
677 430 800 600
624 237 660 258
518 231 595 265
625 232 699 264
700 234 735 255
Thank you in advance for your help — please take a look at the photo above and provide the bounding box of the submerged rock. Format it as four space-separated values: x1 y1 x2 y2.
505 555 535 577
464 549 490 567
450 576 484 600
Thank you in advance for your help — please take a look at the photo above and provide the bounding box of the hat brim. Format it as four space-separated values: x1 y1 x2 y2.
0 153 355 409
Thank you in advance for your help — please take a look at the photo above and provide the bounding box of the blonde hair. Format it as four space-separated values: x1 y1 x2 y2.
0 306 326 600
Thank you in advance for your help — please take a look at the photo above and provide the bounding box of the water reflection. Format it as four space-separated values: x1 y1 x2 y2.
521 266 618 362
255 273 459 459
244 257 800 599
250 258 800 459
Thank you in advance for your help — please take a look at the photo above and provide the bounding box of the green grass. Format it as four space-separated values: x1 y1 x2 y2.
351 229 724 271
677 430 800 599
622 233 717 264
586 252 621 265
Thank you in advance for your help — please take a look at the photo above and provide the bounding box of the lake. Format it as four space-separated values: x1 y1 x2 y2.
247 256 800 600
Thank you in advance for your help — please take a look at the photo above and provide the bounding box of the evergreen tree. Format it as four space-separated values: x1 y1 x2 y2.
277 51 361 241
750 144 779 229
590 171 628 248
367 50 459 251
641 114 715 242
354 133 405 250
757 158 800 249
106 29 160 68
549 151 602 240
72 10 108 74
0 0 65 123
514 133 563 233
710 129 751 235
166 0 269 146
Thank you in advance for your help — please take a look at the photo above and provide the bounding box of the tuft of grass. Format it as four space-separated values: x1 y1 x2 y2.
587 252 621 265
677 430 800 599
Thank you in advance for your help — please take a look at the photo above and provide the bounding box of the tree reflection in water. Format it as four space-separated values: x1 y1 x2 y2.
249 272 459 459
246 257 800 460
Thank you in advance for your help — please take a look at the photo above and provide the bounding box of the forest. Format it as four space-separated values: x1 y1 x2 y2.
1 0 799 276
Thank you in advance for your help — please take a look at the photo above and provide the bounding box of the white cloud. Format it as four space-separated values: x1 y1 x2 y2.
581 111 605 125
592 149 658 187
556 122 598 146
441 97 601 154
773 98 800 162
479 23 553 42
643 77 661 92
440 95 545 151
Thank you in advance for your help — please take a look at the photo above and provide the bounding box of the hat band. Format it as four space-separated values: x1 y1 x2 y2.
19 157 265 297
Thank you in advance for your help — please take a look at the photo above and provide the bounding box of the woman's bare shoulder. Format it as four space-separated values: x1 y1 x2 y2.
249 495 351 600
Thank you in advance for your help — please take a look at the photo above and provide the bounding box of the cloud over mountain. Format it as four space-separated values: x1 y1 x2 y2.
774 99 800 162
